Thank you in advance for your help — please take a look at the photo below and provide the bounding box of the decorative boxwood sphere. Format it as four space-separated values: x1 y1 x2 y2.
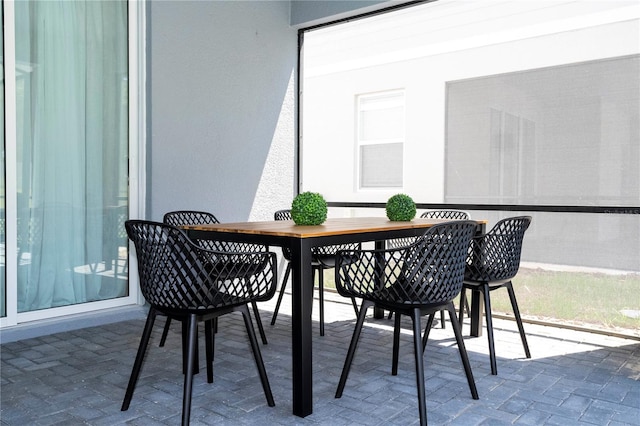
386 194 416 221
291 192 328 226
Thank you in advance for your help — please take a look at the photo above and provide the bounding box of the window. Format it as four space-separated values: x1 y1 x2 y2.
357 91 405 188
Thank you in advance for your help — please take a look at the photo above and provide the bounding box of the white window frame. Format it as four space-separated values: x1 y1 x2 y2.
356 90 405 190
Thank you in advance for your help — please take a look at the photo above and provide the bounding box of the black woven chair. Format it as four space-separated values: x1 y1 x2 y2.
163 210 269 345
459 216 532 375
270 209 359 336
122 220 276 425
335 221 479 426
387 210 471 328
387 210 470 249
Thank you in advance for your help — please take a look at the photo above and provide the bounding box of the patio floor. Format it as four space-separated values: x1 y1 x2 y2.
1 291 639 425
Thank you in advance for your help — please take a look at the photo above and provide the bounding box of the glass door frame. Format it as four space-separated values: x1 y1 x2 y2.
1 0 146 328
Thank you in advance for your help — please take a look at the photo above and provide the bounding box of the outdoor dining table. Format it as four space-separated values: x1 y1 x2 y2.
184 216 487 418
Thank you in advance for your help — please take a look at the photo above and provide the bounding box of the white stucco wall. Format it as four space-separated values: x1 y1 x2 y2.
148 0 297 222
147 0 424 222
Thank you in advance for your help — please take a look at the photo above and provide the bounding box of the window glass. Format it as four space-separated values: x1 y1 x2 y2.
357 91 404 188
14 1 129 312
360 143 403 188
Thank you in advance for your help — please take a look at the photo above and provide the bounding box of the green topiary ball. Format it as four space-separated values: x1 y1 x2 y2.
386 194 416 221
291 192 328 226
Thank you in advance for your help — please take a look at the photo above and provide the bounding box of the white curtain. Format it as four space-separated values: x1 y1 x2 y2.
16 1 128 312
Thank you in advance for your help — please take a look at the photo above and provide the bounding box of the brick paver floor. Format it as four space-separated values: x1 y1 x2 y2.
2 291 639 425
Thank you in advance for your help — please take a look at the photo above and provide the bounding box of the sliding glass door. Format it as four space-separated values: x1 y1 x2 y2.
2 0 141 325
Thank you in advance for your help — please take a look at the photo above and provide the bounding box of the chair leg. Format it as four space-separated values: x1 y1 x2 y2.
181 314 198 426
318 267 325 336
204 319 215 384
481 284 498 375
239 304 275 406
505 281 531 358
458 288 467 329
392 312 401 376
447 303 479 399
351 297 359 318
421 313 436 351
336 300 373 398
251 301 268 345
122 308 157 411
159 316 171 347
410 308 428 426
439 309 446 329
181 320 199 375
270 263 291 326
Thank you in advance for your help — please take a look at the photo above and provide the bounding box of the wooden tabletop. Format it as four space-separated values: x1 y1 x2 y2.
182 216 485 238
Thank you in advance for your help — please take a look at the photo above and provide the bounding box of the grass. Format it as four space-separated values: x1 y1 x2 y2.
489 268 640 333
322 268 640 336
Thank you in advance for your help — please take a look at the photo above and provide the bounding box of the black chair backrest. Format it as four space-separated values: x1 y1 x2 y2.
421 210 469 220
274 209 293 260
163 210 220 226
336 221 478 307
465 216 532 282
274 209 292 221
313 241 361 257
126 220 276 314
164 210 266 253
387 210 470 250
